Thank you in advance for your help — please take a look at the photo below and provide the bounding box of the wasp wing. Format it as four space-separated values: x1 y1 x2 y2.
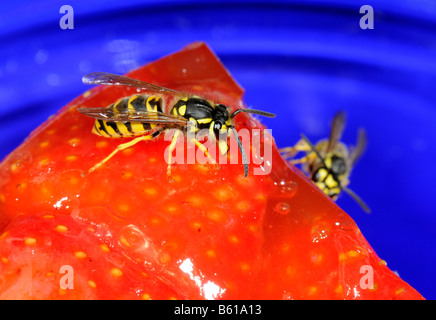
77 107 189 126
349 128 367 167
82 72 184 96
327 111 346 153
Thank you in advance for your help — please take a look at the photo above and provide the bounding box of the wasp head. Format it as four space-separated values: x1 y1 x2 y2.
211 104 231 137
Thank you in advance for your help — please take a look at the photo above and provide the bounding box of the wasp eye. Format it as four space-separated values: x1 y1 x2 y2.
331 156 347 176
214 122 222 130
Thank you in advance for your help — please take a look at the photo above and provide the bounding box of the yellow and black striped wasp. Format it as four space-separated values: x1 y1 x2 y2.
77 72 275 177
280 111 370 213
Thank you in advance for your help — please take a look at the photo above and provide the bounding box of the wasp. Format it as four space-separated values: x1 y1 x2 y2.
77 72 275 177
280 111 370 213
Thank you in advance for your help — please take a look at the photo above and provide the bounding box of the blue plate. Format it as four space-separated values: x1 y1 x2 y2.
0 0 434 299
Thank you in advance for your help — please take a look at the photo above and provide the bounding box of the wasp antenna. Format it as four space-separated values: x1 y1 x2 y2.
231 108 276 119
300 133 329 169
343 187 371 214
230 126 249 177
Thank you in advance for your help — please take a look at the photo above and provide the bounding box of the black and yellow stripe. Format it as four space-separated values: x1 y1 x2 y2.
308 148 348 199
92 95 162 138
314 167 342 198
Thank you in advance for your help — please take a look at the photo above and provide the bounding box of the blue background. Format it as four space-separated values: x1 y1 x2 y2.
0 1 434 299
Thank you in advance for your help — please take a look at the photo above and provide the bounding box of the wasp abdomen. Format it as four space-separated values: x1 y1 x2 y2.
92 95 163 138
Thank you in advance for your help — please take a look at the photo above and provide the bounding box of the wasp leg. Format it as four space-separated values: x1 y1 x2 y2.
89 128 163 173
288 155 313 165
166 130 217 179
280 139 311 162
190 137 217 165
166 130 182 178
